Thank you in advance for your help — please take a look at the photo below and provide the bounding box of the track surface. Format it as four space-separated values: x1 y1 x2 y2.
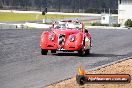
0 29 132 88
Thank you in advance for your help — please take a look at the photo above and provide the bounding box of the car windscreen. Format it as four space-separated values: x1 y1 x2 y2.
54 22 82 29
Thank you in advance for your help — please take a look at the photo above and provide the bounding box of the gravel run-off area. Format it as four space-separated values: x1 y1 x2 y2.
46 58 132 88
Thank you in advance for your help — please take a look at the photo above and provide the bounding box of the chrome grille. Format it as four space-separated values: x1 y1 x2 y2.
58 34 65 46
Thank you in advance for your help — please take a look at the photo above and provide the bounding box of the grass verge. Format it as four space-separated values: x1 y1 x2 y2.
0 12 79 22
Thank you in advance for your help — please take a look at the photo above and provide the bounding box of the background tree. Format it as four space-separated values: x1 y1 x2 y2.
1 0 118 13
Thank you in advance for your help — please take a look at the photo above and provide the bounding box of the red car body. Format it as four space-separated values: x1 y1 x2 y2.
40 20 91 56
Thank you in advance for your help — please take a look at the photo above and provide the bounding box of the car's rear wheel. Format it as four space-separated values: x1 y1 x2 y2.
85 49 90 55
41 49 48 55
78 45 85 56
51 50 56 54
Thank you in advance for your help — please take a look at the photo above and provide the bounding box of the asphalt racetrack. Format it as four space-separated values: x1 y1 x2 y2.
0 29 132 88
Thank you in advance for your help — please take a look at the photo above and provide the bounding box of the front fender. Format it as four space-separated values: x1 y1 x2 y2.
40 31 50 48
76 32 84 45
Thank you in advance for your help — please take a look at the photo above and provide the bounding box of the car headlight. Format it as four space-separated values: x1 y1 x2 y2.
69 35 75 42
48 34 54 41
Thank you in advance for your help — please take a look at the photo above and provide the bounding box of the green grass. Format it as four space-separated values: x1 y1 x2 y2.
84 23 92 26
0 12 79 22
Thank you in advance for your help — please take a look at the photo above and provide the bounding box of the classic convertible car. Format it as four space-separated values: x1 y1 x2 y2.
40 20 91 56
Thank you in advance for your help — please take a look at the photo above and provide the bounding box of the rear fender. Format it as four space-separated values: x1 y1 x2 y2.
84 33 91 49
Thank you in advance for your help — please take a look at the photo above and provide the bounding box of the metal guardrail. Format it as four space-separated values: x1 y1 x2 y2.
0 23 28 29
0 24 17 29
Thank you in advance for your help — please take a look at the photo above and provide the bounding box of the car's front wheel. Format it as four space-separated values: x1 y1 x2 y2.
41 49 48 55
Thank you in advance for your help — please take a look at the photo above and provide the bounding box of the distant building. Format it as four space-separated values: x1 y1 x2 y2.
118 0 132 25
101 14 112 25
101 14 118 25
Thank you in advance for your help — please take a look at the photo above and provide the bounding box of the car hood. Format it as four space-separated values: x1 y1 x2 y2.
52 29 82 35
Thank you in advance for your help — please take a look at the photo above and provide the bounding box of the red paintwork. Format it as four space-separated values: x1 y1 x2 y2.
40 21 91 51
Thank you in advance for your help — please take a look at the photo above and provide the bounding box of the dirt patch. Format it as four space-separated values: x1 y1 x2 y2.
46 59 132 88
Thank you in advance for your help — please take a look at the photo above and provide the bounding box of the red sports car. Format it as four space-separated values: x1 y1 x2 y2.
40 20 91 56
